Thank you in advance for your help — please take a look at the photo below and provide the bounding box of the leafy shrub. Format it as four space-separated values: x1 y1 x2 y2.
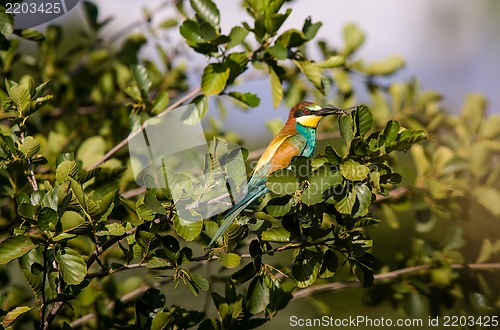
0 1 499 329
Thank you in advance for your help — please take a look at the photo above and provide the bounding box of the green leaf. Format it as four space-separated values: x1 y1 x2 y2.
47 183 66 211
481 114 500 139
265 118 284 135
261 227 291 242
82 0 100 30
338 114 354 145
301 166 343 205
351 217 381 228
152 91 169 114
227 26 249 49
52 233 77 242
264 7 291 35
190 271 210 291
292 248 322 288
132 65 152 93
199 22 218 41
22 267 43 300
218 252 241 268
391 129 428 152
190 0 220 28
379 120 400 147
2 306 33 328
180 19 205 44
275 29 306 48
231 262 257 285
225 52 249 84
173 215 203 241
268 44 288 60
18 203 36 219
38 207 58 231
124 86 141 101
476 239 500 263
97 223 127 236
294 60 322 90
199 318 222 330
140 288 166 313
159 18 178 29
417 90 443 106
19 136 40 158
246 276 270 314
403 292 428 318
290 156 311 182
342 23 365 56
14 28 45 41
16 192 30 205
351 255 375 288
55 247 87 285
410 144 430 177
61 211 85 232
302 17 322 40
182 95 208 125
354 105 373 137
363 56 405 76
144 190 167 215
353 184 372 217
469 292 496 314
56 160 78 184
8 85 31 115
201 63 230 95
266 168 299 195
136 230 156 256
332 68 351 93
76 136 106 169
0 236 37 264
333 186 357 215
473 187 500 217
340 160 370 181
380 172 401 184
151 312 175 330
325 146 341 165
227 92 260 107
318 55 345 68
319 249 338 279
269 66 283 108
146 257 171 269
266 196 293 216
0 7 14 36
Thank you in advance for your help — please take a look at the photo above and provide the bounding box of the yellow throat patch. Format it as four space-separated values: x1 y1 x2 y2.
296 115 323 128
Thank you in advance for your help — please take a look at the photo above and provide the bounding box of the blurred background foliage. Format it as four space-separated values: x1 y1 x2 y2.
0 0 499 329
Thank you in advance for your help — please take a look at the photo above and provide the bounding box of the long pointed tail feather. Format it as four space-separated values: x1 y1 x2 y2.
206 185 268 248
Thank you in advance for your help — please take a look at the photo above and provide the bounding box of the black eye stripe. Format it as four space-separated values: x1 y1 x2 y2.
293 108 314 117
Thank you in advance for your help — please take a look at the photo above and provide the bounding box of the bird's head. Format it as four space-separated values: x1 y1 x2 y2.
288 101 346 129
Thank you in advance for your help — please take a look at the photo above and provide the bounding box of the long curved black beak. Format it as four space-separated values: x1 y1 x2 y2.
317 107 348 116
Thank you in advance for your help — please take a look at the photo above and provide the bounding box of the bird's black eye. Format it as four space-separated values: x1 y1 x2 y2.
303 109 311 115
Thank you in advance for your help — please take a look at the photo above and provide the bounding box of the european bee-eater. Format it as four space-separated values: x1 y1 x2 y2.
207 101 345 248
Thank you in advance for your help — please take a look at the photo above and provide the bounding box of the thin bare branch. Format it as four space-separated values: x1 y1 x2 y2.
293 262 500 300
85 262 147 279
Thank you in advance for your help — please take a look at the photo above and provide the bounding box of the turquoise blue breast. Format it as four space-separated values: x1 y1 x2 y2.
295 123 317 157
